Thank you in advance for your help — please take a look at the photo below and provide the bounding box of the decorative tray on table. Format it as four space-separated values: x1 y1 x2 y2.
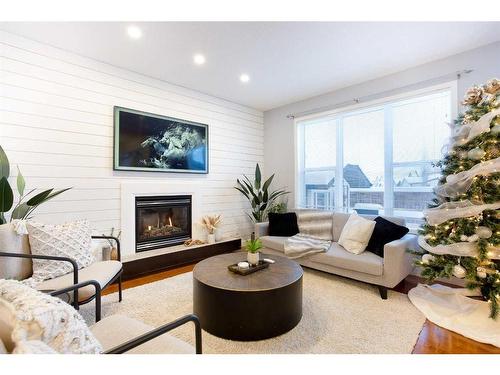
228 260 270 276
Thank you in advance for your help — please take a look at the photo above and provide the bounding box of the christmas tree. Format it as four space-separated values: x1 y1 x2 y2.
417 78 500 319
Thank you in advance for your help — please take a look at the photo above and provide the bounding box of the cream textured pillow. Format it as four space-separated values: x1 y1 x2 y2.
0 279 102 354
26 220 94 285
338 213 376 254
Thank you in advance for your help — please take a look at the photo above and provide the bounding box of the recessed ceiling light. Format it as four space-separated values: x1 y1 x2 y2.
127 25 142 40
193 54 206 65
240 74 250 83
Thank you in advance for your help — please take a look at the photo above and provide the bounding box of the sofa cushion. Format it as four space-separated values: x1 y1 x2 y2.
366 217 409 257
91 314 193 354
332 212 405 241
260 236 287 252
268 212 299 237
309 242 383 276
296 211 333 240
35 260 122 302
338 213 376 254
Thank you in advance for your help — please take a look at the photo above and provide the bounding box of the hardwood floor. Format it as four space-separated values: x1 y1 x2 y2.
392 275 500 354
103 265 499 354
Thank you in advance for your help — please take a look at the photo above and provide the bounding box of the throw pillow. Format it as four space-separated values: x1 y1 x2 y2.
366 216 409 257
296 211 333 241
268 212 299 237
12 340 58 354
338 213 376 254
26 220 94 285
0 279 102 354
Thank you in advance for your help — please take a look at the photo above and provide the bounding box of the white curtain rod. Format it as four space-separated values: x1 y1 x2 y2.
286 69 473 120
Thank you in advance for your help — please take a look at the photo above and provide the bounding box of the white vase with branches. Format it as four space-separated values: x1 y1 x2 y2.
201 215 221 244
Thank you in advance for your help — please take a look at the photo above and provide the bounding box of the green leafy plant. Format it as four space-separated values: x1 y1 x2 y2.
235 163 289 223
269 200 288 214
0 145 71 224
245 238 262 254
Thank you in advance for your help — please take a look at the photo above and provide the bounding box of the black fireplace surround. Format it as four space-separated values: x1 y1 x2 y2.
135 195 192 252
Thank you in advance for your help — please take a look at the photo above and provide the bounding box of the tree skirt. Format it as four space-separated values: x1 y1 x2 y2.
81 270 426 353
408 284 500 348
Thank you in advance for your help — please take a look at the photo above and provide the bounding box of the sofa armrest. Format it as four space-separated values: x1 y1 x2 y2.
382 234 417 288
254 222 269 238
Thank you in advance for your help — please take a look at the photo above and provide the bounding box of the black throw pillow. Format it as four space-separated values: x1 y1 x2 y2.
268 212 299 237
366 216 409 257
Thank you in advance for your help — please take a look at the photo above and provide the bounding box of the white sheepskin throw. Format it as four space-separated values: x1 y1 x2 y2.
0 279 102 354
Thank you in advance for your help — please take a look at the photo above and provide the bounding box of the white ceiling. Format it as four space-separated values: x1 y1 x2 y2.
1 22 499 111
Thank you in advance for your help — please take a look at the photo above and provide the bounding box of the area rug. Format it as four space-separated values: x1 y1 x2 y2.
80 269 426 353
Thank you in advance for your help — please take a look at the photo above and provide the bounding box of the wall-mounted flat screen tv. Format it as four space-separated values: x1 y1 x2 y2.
113 107 208 174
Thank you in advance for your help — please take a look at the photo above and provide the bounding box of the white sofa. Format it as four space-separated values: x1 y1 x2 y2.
255 211 417 299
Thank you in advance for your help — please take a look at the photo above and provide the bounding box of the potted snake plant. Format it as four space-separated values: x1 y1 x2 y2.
245 237 263 266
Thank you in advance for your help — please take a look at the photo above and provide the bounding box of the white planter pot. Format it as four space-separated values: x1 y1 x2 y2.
247 251 260 266
207 233 216 244
214 228 223 242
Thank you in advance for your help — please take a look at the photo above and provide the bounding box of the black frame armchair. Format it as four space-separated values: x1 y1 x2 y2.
51 281 202 354
0 235 123 313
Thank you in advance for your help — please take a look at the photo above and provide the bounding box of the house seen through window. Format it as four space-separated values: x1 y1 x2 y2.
296 86 453 230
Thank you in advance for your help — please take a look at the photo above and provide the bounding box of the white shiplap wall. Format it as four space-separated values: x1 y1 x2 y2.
0 30 264 240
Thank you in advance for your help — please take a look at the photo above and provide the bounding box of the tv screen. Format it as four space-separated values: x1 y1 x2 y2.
113 107 208 173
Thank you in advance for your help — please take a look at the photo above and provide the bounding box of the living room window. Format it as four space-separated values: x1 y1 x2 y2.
296 83 456 230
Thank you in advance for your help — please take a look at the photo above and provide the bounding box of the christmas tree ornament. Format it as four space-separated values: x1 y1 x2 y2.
467 147 486 160
452 264 467 279
462 85 484 105
460 235 468 241
476 226 493 239
458 150 469 158
421 253 436 264
476 267 487 279
467 234 479 242
484 78 500 94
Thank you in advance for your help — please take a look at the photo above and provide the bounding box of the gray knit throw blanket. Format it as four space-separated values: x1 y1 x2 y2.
284 233 331 259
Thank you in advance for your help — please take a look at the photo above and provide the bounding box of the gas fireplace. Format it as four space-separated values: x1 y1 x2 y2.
135 195 192 252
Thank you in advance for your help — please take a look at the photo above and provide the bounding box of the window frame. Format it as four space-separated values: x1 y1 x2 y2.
294 80 458 225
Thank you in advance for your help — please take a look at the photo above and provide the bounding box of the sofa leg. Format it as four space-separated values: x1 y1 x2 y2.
118 276 123 302
378 286 388 300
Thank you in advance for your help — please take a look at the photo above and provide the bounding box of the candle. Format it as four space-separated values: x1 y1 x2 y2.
237 261 249 269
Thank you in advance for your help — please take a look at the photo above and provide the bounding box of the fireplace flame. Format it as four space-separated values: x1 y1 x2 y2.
168 217 173 227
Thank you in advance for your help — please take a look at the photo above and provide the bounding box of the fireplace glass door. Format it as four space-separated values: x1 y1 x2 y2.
135 195 192 252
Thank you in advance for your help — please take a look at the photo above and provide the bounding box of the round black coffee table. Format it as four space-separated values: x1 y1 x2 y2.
193 252 303 341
